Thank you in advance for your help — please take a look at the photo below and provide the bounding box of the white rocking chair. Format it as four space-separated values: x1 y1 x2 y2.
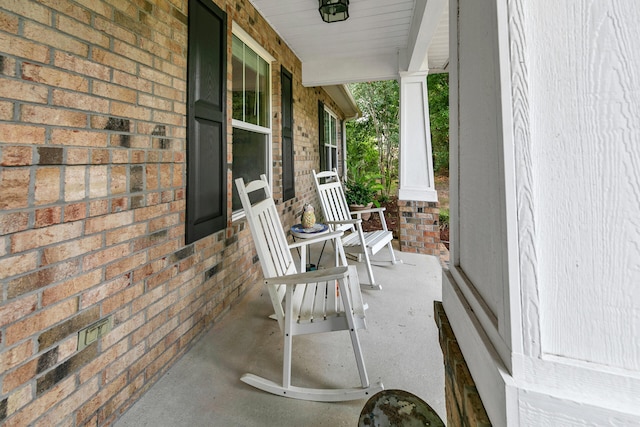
235 175 383 402
313 169 400 290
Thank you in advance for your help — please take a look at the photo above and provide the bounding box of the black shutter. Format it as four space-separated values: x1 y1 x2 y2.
186 0 227 244
281 67 294 201
318 101 325 171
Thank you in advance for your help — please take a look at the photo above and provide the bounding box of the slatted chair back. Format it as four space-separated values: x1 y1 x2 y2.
235 176 293 329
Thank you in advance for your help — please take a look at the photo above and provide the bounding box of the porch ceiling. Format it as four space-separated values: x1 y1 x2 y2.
250 0 449 87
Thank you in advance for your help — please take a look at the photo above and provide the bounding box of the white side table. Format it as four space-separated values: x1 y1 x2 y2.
290 223 329 272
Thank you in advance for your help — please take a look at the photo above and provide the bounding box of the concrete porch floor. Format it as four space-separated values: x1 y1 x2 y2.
114 242 446 426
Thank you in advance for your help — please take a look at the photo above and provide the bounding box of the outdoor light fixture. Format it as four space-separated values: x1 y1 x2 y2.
318 0 349 23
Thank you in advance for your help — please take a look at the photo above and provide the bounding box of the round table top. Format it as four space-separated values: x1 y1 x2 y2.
358 389 445 427
290 223 329 238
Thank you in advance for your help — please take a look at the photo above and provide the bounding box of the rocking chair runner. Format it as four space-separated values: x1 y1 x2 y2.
312 170 400 290
235 176 383 402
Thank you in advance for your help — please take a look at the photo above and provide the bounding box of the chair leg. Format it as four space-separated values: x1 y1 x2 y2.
355 224 379 289
338 277 370 388
386 241 400 264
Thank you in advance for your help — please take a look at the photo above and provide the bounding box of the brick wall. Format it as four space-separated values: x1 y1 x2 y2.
0 0 346 425
434 302 492 427
398 200 440 255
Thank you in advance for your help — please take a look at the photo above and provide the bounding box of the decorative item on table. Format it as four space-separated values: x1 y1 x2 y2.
301 203 316 229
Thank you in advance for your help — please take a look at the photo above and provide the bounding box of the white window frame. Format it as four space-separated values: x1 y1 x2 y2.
231 23 274 221
324 107 339 172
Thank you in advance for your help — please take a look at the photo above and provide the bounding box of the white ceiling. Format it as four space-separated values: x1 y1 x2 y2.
249 0 449 87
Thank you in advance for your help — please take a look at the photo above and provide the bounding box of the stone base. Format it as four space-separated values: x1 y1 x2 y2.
434 302 492 427
398 200 440 255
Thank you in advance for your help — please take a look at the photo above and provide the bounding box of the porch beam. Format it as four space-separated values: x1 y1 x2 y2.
403 0 448 72
302 53 399 86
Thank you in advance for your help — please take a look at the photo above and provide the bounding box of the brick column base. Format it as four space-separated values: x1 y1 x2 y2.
434 302 492 427
398 200 440 255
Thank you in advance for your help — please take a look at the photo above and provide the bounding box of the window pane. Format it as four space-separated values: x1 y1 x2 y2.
258 57 270 127
244 50 259 125
232 36 244 121
232 128 268 211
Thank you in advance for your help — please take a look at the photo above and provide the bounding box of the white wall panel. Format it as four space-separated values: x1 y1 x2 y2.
457 0 505 322
528 2 640 371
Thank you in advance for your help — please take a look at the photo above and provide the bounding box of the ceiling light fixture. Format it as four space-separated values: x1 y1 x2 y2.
318 0 349 23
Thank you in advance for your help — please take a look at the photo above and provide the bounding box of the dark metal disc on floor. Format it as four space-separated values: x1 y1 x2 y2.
358 389 445 426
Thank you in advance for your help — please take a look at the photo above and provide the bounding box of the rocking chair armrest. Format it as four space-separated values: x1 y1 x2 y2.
288 230 344 249
264 266 349 286
325 219 361 226
349 207 386 216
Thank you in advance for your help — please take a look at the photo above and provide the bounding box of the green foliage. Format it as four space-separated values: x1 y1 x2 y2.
344 168 383 206
427 73 450 174
347 80 400 197
439 208 449 228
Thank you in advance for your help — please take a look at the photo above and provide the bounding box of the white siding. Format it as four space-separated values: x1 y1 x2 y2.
528 1 640 372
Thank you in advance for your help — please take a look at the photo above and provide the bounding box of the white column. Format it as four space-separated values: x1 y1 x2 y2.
398 71 438 202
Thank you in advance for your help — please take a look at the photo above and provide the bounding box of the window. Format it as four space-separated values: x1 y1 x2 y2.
231 28 273 215
322 108 339 172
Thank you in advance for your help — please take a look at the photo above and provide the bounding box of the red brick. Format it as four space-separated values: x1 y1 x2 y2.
112 69 152 92
42 270 102 307
2 358 37 394
3 376 76 427
92 48 137 74
0 168 29 209
57 14 109 47
38 0 91 23
106 222 147 246
5 298 78 346
92 81 136 103
83 243 131 271
42 235 102 265
0 341 33 375
85 211 133 234
34 167 61 205
89 199 109 217
11 221 83 253
0 100 12 120
0 32 50 63
64 166 86 202
91 149 110 164
110 101 151 121
113 39 153 66
1 145 34 166
0 10 20 34
52 89 109 114
1 0 51 25
0 294 38 327
33 376 99 427
102 282 144 315
81 273 131 308
21 105 87 128
105 252 146 280
87 165 107 199
112 149 128 163
6 383 32 418
111 197 128 212
0 212 29 235
66 148 89 164
51 129 108 147
93 15 136 44
0 124 46 144
35 206 62 228
75 373 127 425
0 78 48 103
64 203 86 222
110 165 127 194
23 21 89 57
